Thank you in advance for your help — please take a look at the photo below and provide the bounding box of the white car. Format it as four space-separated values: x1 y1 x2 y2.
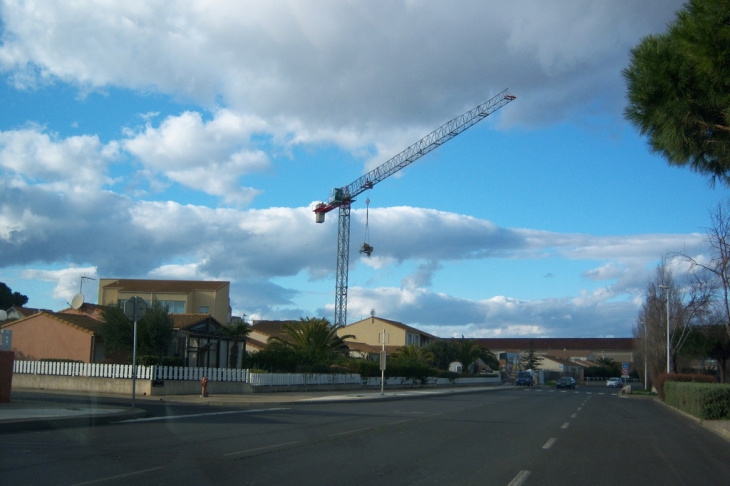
606 377 623 388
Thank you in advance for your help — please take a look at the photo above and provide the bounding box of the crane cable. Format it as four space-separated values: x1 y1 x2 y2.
360 198 373 257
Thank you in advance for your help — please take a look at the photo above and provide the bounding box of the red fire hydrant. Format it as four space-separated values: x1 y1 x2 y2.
200 377 208 397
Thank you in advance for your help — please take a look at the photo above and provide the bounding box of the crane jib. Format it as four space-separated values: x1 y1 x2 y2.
312 89 515 327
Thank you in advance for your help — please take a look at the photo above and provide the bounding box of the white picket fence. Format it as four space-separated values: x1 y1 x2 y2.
11 360 360 386
248 372 361 386
13 360 155 379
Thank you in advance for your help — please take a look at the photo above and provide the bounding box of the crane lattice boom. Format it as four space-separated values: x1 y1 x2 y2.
315 89 515 327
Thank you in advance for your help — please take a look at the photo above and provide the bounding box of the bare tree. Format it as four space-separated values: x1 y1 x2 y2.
634 259 715 386
675 201 730 339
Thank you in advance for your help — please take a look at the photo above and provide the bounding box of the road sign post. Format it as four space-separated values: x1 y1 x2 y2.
124 297 148 408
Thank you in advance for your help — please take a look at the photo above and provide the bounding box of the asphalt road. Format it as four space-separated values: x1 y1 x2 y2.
2 388 729 486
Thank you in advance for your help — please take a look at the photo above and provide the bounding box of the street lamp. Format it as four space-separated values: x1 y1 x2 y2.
659 285 670 374
641 317 647 391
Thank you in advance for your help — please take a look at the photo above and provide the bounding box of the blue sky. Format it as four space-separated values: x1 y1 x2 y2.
0 0 726 338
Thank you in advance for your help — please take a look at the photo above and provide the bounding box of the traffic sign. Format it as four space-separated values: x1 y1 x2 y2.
124 296 148 321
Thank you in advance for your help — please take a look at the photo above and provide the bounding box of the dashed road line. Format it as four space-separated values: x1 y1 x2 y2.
224 441 299 457
70 467 166 486
507 470 531 486
561 422 570 429
542 437 557 449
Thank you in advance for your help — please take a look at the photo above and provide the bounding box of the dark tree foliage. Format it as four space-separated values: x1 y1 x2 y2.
142 300 175 359
681 324 730 383
425 339 459 370
98 304 134 355
623 0 730 184
217 321 252 369
0 282 29 309
98 300 174 361
520 340 543 370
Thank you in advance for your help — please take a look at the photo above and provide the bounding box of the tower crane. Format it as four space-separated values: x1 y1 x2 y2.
314 89 516 327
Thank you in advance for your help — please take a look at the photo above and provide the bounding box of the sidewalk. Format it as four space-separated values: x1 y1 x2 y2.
0 385 510 434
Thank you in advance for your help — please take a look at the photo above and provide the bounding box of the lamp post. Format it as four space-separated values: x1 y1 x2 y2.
659 285 670 374
641 317 647 391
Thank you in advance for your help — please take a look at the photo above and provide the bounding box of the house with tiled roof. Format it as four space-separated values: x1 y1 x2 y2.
1 304 241 367
5 306 49 320
336 316 437 359
98 278 232 325
1 311 106 362
247 320 296 352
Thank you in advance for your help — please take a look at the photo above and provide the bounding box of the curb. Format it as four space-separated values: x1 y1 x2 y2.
0 407 148 435
650 396 730 444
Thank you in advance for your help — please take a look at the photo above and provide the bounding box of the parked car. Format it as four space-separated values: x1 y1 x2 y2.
556 377 576 389
515 371 534 386
606 377 624 388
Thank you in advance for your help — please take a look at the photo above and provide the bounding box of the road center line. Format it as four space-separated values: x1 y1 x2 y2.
577 407 582 411
571 413 577 418
507 470 531 486
70 466 165 486
542 438 557 449
561 422 570 429
224 441 299 457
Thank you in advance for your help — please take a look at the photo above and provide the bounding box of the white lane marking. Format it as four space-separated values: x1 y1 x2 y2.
571 413 577 418
507 470 531 486
121 407 289 423
388 419 413 426
70 467 165 486
329 427 370 437
561 422 570 429
542 437 557 449
577 407 582 411
224 441 299 457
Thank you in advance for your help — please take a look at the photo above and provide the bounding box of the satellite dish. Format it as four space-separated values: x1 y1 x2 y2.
70 293 85 310
0 310 7 321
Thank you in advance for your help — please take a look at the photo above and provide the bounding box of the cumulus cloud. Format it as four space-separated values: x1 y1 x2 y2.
0 0 684 151
0 127 118 192
21 266 98 305
122 110 270 205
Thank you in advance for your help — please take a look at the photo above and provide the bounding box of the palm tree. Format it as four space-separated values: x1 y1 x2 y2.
596 356 616 367
391 344 434 365
266 317 354 365
457 338 489 374
218 321 252 369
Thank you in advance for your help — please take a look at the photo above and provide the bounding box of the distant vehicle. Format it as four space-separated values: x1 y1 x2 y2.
515 371 534 386
606 377 623 388
556 377 576 389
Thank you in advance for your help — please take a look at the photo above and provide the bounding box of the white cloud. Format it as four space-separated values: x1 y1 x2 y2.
122 110 269 205
0 127 118 192
0 0 684 152
20 266 98 305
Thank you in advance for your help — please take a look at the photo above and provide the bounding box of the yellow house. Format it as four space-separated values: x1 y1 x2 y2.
336 317 436 358
98 279 231 325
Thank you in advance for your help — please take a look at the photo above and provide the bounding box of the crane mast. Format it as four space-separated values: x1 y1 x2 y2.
315 89 515 327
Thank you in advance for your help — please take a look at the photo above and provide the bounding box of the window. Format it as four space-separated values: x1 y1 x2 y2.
199 306 209 314
158 300 185 313
406 333 421 347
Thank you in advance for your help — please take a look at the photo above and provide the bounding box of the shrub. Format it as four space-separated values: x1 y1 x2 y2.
386 362 438 384
656 373 716 400
344 360 381 378
665 381 730 420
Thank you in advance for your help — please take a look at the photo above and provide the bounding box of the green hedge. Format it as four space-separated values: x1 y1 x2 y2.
665 381 730 420
655 373 716 400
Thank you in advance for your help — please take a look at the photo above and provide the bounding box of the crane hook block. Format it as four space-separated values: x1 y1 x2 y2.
359 243 374 257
